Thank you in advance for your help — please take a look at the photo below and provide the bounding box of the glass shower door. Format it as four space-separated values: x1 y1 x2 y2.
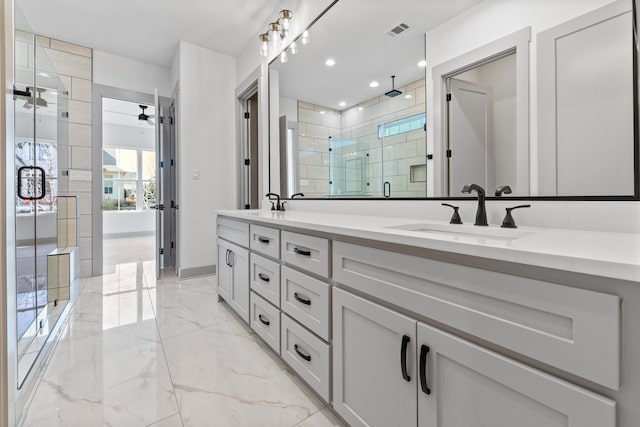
14 9 70 386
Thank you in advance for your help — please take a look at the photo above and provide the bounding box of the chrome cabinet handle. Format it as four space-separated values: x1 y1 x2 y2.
258 273 270 282
257 236 270 244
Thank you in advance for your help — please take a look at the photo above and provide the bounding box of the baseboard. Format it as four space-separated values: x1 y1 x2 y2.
178 265 216 279
104 231 155 239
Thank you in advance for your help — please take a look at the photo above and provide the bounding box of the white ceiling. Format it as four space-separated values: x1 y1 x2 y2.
103 98 155 128
271 0 484 111
16 0 278 66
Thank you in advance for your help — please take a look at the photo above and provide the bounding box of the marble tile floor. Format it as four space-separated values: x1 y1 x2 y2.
21 261 347 426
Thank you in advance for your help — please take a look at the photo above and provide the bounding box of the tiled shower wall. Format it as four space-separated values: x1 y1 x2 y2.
297 79 426 198
297 102 341 197
40 36 94 278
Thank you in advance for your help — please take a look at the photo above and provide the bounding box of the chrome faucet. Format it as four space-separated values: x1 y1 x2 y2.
265 193 284 211
461 184 488 226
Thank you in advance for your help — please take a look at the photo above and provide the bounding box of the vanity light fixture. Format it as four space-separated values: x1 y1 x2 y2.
258 10 296 57
369 81 380 88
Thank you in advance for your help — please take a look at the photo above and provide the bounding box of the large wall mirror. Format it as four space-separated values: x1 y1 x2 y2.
269 0 639 200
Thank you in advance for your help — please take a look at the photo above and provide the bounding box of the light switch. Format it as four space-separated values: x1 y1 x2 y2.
193 169 200 180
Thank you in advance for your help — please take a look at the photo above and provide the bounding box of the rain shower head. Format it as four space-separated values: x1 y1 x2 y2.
385 75 402 97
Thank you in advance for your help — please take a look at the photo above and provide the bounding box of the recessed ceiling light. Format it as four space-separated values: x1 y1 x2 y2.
417 60 427 67
369 81 379 88
325 58 336 66
319 111 325 115
339 101 347 107
404 94 413 99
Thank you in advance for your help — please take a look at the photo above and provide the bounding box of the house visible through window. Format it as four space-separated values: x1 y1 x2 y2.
102 148 155 211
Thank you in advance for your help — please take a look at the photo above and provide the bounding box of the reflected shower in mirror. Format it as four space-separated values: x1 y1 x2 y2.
269 0 638 199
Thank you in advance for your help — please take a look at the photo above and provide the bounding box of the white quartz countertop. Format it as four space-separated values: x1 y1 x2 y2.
216 209 640 283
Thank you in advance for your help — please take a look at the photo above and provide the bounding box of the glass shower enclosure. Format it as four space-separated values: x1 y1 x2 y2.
14 8 70 387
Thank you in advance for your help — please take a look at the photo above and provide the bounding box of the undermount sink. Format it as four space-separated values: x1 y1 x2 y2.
386 222 537 240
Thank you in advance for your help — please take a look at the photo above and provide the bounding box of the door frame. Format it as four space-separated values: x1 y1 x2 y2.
91 84 172 276
431 27 530 197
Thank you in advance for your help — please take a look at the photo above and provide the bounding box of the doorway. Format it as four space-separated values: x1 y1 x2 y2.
101 98 157 271
238 84 260 209
92 86 176 278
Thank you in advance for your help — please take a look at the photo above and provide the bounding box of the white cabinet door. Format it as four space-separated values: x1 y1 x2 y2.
417 322 616 427
217 239 232 301
333 288 417 427
228 243 249 323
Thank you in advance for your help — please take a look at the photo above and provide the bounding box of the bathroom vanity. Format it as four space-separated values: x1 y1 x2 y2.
216 210 640 427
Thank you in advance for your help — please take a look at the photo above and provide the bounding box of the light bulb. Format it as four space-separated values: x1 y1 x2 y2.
301 30 310 45
280 50 288 63
269 22 281 48
290 41 298 55
259 33 269 57
279 10 292 36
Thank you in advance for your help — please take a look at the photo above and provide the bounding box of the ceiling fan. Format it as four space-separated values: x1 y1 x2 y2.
138 105 155 125
23 87 49 109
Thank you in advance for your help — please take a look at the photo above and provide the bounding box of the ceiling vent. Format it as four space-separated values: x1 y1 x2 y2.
386 23 410 37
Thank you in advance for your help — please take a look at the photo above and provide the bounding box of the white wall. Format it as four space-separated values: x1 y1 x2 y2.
424 0 618 195
103 123 154 150
94 50 172 97
103 210 154 236
175 41 236 272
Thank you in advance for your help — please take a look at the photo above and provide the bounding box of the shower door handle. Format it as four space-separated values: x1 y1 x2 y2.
17 166 46 200
384 181 391 198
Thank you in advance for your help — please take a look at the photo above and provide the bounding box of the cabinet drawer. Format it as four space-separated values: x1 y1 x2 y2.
250 291 280 355
250 224 280 259
217 217 249 248
281 231 329 278
250 253 280 307
333 241 621 390
281 314 330 401
281 266 330 341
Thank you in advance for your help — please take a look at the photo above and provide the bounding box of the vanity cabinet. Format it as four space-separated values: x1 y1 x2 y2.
216 238 249 323
333 287 417 427
333 287 616 427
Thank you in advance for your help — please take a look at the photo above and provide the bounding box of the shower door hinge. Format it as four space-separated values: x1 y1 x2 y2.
171 242 174 249
13 86 32 98
244 112 250 119
446 149 452 158
244 159 250 166
446 93 452 102
159 116 165 124
170 117 174 125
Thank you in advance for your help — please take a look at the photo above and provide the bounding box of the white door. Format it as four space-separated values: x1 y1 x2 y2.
228 243 249 323
447 78 493 196
417 322 616 427
333 288 417 427
154 89 163 279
